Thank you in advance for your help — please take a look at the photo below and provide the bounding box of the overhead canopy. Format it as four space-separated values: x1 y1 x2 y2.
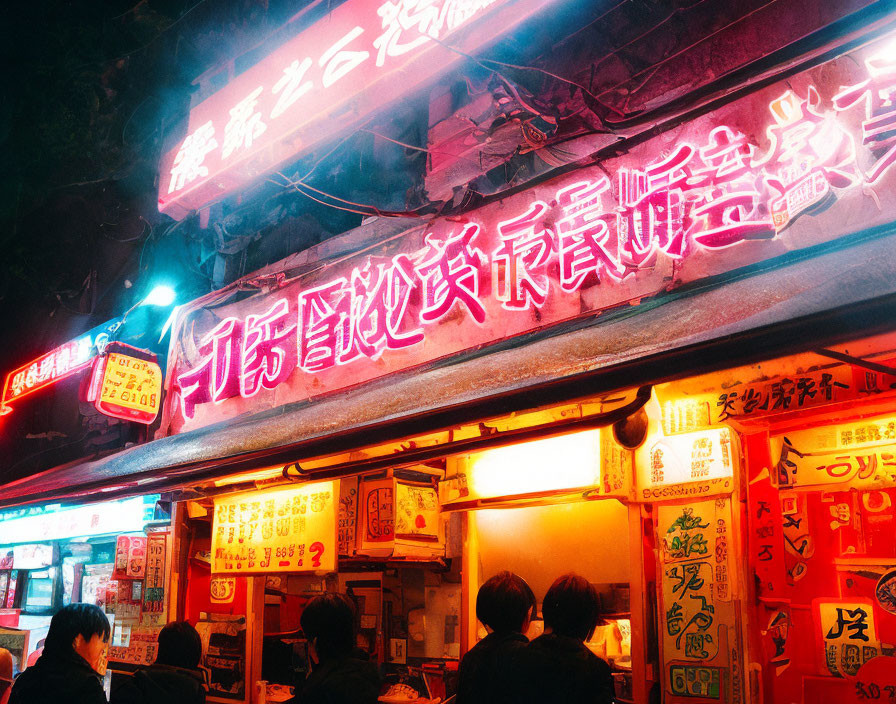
2 225 895 508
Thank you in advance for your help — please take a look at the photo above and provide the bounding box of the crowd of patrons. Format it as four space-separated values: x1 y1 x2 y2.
0 571 614 703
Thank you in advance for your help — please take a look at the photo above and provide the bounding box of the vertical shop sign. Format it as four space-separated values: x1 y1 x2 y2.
601 426 632 495
659 498 740 703
746 464 787 598
211 480 337 573
142 532 168 614
814 599 880 677
338 476 359 555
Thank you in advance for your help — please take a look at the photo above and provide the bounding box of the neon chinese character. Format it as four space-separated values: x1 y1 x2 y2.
240 299 297 398
168 121 218 194
695 126 756 187
351 255 424 357
834 49 896 185
617 152 689 264
10 372 26 397
271 58 313 119
416 223 486 324
373 0 438 67
222 87 267 159
555 178 625 291
176 317 244 419
690 189 774 249
319 27 370 88
492 201 555 310
298 279 356 372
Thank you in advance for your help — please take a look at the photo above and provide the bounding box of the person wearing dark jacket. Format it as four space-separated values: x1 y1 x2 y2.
9 602 111 704
457 571 535 704
291 593 380 704
111 621 206 704
516 573 615 704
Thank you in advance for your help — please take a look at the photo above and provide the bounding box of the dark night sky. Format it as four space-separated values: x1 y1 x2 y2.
0 0 300 374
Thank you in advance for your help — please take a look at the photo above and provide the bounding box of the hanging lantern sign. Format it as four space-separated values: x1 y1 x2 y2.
86 345 163 425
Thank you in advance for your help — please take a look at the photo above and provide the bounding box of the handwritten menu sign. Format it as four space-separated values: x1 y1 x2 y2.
814 599 880 677
659 498 741 704
212 481 336 573
360 477 394 557
92 353 163 424
113 535 147 580
142 532 167 613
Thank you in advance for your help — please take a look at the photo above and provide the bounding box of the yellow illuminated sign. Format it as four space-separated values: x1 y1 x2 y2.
212 481 337 574
95 352 163 424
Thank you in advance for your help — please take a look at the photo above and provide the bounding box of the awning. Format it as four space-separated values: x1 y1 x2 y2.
2 224 895 508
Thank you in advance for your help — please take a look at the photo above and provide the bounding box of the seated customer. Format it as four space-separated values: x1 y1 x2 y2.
9 602 110 704
111 621 205 704
457 571 535 704
516 574 614 704
292 593 380 704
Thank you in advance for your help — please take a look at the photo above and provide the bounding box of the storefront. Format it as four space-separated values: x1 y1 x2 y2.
4 9 896 704
0 496 173 694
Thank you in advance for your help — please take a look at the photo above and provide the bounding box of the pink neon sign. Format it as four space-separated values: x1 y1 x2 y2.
158 0 559 220
161 36 896 436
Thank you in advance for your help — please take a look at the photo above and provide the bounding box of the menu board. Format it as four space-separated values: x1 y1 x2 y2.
211 481 337 573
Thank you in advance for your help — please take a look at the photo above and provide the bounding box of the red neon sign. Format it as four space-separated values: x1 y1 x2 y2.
1 334 99 416
158 0 558 220
161 34 896 436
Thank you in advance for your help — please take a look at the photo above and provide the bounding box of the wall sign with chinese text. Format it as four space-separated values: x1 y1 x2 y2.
142 532 168 614
211 481 337 573
87 352 163 424
161 31 896 437
658 498 741 704
659 367 854 435
814 599 880 678
772 415 896 489
638 428 735 501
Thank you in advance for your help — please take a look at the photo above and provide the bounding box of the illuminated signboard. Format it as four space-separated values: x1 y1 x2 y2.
642 427 735 491
87 352 164 425
161 33 896 436
158 0 559 219
211 481 337 573
771 415 896 489
1 320 120 417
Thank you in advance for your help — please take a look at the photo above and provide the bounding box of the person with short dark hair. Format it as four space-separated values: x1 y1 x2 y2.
457 571 536 704
110 620 206 704
517 574 615 704
291 593 380 704
9 603 111 704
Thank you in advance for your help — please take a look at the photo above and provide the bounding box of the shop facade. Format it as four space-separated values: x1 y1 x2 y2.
4 6 896 704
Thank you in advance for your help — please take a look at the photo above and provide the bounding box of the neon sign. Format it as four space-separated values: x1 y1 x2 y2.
158 0 558 219
163 34 896 435
1 332 107 417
